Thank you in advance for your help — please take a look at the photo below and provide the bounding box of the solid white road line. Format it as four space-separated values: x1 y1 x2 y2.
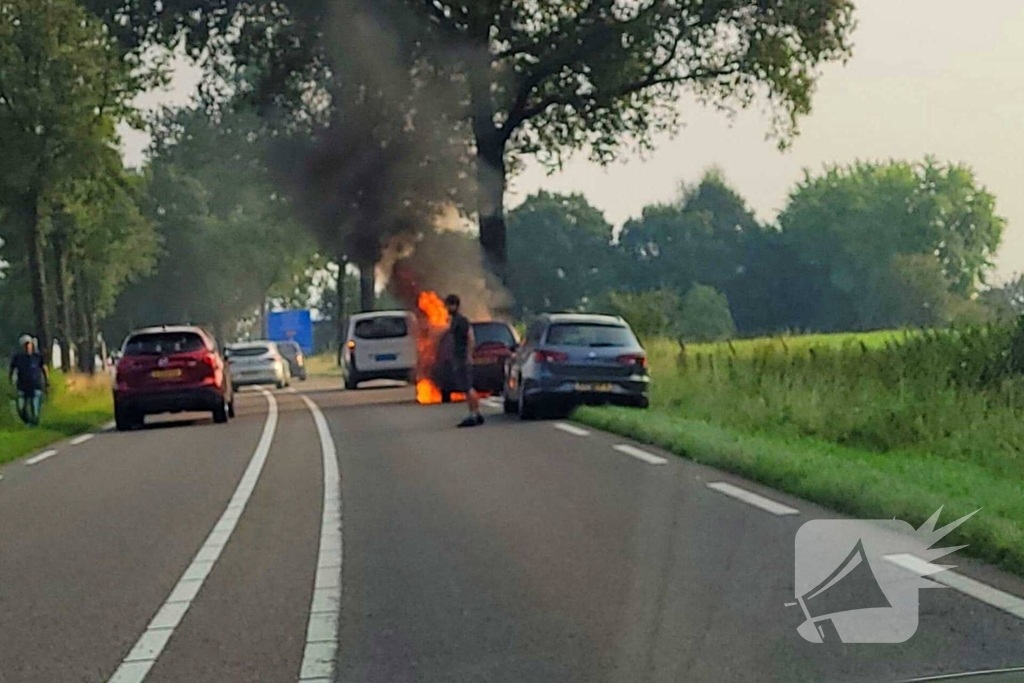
107 389 279 683
885 553 1024 620
553 422 590 437
298 395 343 682
612 444 668 466
70 433 95 446
705 482 800 516
899 666 1024 682
26 449 58 465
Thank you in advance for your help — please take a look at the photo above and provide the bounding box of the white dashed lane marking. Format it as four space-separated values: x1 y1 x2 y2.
106 389 279 683
553 422 590 437
886 553 1024 620
297 394 343 682
612 444 668 466
706 482 799 516
26 450 58 465
70 433 95 446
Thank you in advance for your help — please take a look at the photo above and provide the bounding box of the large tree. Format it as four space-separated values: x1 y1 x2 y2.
88 0 856 279
779 159 1005 330
506 191 617 314
0 0 143 356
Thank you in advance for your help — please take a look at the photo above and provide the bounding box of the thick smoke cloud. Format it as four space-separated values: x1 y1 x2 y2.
272 0 473 271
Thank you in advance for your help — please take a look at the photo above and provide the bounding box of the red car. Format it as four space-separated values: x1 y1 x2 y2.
114 325 235 431
470 321 519 394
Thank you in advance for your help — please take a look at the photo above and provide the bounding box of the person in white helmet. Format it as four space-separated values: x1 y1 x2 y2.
8 335 48 425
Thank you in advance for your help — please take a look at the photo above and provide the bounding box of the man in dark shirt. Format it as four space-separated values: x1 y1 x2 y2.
8 335 48 423
445 294 483 427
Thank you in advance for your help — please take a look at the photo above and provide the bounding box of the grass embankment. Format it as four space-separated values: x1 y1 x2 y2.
575 328 1024 576
0 372 113 466
306 352 343 377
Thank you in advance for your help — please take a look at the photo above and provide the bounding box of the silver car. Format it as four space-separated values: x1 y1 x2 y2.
227 341 291 390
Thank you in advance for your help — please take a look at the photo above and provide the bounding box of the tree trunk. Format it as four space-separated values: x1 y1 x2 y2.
16 193 51 360
335 258 347 365
474 134 508 283
52 237 73 366
359 261 375 312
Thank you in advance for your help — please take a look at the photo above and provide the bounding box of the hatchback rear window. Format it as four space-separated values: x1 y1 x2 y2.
472 322 516 348
124 332 205 356
229 346 270 357
545 324 637 347
354 317 408 340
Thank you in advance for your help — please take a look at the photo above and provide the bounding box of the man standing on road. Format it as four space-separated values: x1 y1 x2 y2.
8 335 48 424
445 294 483 428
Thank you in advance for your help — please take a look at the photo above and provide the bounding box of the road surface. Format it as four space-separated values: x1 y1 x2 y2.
0 379 1021 683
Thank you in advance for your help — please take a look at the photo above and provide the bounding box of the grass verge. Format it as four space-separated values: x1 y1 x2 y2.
0 372 113 466
306 352 342 377
574 405 1024 578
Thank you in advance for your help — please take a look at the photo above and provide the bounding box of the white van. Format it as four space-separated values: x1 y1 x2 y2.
342 311 417 389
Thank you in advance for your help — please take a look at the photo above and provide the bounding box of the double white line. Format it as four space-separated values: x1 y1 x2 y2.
107 389 344 683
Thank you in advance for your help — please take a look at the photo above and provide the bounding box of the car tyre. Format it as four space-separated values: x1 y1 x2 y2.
503 392 517 414
518 384 537 420
213 399 229 424
344 372 359 390
115 405 134 432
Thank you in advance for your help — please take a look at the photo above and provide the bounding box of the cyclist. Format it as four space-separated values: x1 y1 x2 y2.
8 335 48 426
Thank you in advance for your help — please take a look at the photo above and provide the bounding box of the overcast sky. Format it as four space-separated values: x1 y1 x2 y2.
122 0 1024 281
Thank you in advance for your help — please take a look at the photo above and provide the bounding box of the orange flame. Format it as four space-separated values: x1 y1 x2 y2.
415 290 455 404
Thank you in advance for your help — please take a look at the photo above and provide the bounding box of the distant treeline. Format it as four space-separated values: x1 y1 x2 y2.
506 161 1016 341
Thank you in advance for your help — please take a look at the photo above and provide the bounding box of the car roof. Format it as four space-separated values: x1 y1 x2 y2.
349 310 411 322
128 325 208 337
228 340 276 348
537 313 627 326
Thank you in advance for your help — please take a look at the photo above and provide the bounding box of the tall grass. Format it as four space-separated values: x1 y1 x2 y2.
577 324 1024 575
0 372 112 465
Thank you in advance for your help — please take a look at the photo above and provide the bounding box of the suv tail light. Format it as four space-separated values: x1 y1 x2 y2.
617 353 648 368
534 349 568 363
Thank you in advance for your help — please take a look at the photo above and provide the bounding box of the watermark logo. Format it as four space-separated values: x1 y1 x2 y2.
790 508 978 643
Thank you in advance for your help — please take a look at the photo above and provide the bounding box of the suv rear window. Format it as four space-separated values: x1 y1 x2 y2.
229 346 270 357
354 316 408 340
545 323 637 348
472 322 516 348
124 332 206 356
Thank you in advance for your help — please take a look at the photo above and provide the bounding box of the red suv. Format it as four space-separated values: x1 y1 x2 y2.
114 326 235 431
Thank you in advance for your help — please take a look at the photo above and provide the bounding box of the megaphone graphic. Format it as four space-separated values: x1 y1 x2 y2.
794 539 891 643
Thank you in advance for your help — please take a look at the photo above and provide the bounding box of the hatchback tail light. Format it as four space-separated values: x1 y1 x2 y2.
616 353 648 368
534 349 568 363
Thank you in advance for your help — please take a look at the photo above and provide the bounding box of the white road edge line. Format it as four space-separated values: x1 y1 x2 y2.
612 444 668 466
885 553 1024 620
70 433 95 446
298 394 343 682
553 422 590 437
706 482 800 516
106 389 279 683
26 449 58 465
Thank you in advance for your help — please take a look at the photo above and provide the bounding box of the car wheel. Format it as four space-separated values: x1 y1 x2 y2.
503 392 517 414
344 373 359 390
213 400 229 424
518 384 537 420
115 405 133 432
232 384 239 393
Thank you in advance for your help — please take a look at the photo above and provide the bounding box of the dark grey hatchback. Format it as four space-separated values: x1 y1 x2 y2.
503 313 650 418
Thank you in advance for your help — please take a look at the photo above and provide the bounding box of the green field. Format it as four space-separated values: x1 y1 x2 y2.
0 373 113 465
306 352 343 377
575 328 1024 576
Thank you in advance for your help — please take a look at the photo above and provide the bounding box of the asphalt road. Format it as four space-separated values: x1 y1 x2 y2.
0 378 1022 683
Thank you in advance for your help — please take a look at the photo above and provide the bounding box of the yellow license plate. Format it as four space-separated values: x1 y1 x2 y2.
151 369 182 379
576 382 614 392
